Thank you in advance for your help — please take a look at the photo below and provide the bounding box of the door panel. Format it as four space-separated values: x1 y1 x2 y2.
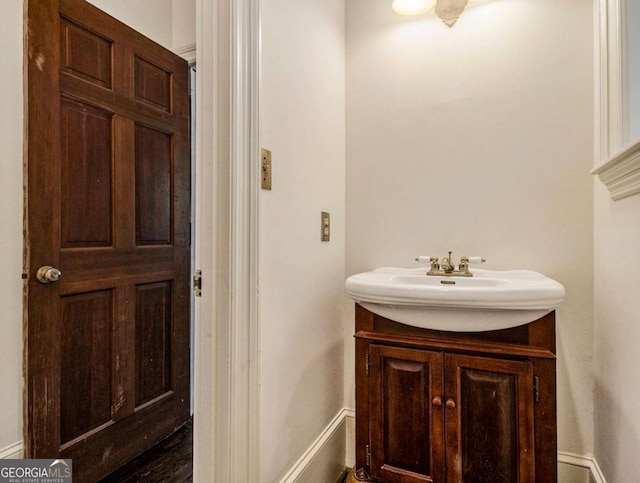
60 290 114 444
134 124 172 245
135 281 173 407
60 99 113 247
445 354 535 483
460 369 518 480
60 18 113 88
370 345 444 483
26 1 191 481
134 56 172 111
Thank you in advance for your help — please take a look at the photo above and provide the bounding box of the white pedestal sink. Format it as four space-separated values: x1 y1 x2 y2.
345 267 565 331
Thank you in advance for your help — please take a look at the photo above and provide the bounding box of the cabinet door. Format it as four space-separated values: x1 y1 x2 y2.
444 354 535 483
370 345 445 483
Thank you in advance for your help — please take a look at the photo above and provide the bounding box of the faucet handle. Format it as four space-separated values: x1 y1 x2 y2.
416 256 440 273
466 256 486 264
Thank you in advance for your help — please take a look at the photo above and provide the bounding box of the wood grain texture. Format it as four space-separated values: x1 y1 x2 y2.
444 354 534 483
60 290 114 444
60 98 113 247
135 124 172 245
26 1 191 481
370 345 444 483
354 304 375 480
353 305 557 483
100 419 192 483
135 282 172 407
60 17 112 88
25 0 63 459
135 56 172 112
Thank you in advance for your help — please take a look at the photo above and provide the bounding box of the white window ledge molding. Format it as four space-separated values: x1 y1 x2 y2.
592 138 640 200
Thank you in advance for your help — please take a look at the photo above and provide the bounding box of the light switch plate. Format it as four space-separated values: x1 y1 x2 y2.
321 211 330 242
261 148 272 190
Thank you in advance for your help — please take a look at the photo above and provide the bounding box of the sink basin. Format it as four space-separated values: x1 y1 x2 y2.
345 267 565 332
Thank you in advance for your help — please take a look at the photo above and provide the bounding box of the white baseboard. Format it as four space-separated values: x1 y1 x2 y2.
558 451 606 483
279 410 607 483
345 409 355 469
0 440 23 459
279 408 354 483
3 427 606 483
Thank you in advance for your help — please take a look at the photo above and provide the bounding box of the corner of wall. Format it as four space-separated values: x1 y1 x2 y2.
0 441 23 460
279 409 353 483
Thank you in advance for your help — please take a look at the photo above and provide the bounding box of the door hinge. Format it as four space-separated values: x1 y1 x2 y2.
365 353 370 376
365 444 371 467
533 375 540 403
193 270 202 297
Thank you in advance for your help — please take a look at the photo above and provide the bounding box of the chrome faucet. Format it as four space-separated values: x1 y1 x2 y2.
415 251 485 277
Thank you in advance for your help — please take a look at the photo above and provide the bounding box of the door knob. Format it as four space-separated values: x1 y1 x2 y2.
432 396 443 407
446 398 456 409
37 266 62 284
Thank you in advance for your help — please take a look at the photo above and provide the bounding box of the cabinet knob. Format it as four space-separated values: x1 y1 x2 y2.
432 396 443 407
446 398 456 409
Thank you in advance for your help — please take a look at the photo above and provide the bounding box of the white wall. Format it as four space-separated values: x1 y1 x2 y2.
593 184 640 482
172 0 196 52
592 5 640 482
345 0 594 459
259 0 346 481
86 0 195 54
0 0 605 478
0 0 25 455
87 0 174 48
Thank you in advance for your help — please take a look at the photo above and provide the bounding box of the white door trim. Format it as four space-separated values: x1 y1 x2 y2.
597 0 627 159
193 0 260 481
228 0 261 480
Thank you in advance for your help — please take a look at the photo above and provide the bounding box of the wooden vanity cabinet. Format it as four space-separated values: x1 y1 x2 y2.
354 304 557 483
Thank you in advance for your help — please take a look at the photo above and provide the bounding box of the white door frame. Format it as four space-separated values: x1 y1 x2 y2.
193 0 260 481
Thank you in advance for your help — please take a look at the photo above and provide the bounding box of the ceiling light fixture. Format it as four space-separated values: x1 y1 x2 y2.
391 0 437 16
392 0 469 27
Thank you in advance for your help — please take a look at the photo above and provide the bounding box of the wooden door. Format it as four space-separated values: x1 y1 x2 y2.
25 1 191 481
444 354 535 483
369 345 445 483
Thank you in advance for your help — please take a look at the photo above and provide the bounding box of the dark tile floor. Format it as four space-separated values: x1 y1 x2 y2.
99 420 192 483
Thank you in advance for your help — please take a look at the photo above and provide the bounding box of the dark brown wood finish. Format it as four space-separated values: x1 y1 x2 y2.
25 1 190 481
354 306 557 483
135 281 173 407
369 345 444 483
60 98 113 248
532 358 557 482
444 354 534 483
60 291 114 444
355 308 374 480
100 420 193 483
